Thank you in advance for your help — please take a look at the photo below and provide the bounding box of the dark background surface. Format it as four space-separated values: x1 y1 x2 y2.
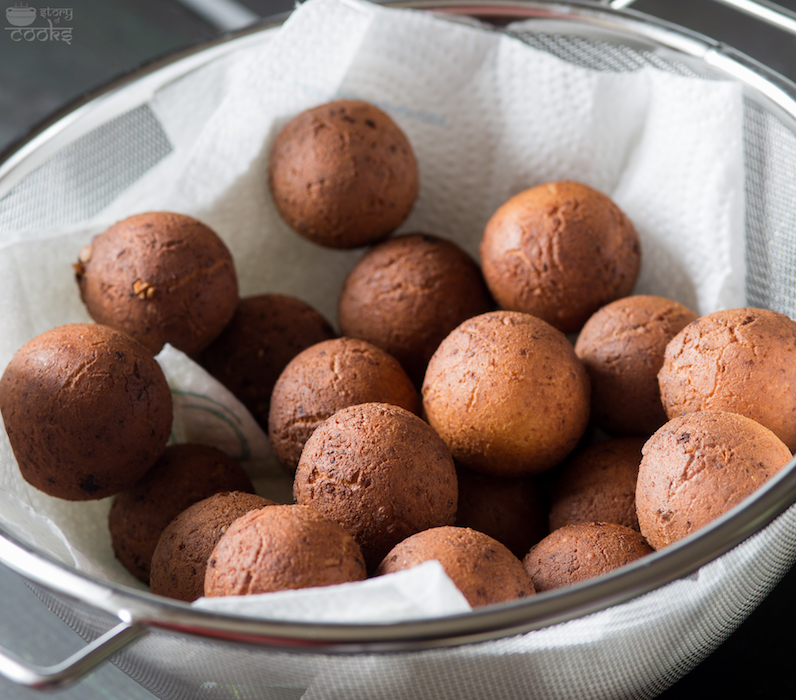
1 0 796 698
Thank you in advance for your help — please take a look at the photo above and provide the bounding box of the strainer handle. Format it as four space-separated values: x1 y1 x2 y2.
0 621 145 690
604 0 796 36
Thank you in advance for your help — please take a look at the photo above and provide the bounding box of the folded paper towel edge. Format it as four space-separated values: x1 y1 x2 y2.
192 560 473 622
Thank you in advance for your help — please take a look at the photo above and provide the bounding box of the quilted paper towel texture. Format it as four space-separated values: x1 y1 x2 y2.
150 0 744 322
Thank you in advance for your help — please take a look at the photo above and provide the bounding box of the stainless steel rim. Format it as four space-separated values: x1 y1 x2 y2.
1 0 796 655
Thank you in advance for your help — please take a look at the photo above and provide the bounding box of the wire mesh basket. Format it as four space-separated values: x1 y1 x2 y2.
2 1 796 698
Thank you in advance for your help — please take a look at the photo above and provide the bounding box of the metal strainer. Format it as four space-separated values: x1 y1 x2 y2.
2 1 796 698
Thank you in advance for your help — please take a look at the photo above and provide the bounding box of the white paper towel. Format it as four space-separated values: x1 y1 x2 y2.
0 0 746 618
193 560 471 621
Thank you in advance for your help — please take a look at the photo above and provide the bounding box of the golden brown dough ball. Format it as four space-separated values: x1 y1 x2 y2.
0 323 172 501
74 212 239 356
658 307 796 451
268 337 420 474
480 181 641 333
575 295 697 436
199 294 336 430
150 491 275 602
376 526 535 608
108 443 254 584
635 411 792 550
548 437 645 532
422 310 590 477
268 100 419 249
294 402 458 570
523 521 653 592
204 504 366 596
338 233 494 385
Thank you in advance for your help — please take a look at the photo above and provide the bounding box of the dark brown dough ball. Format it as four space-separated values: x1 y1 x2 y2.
480 181 641 333
294 402 458 570
548 437 646 532
636 411 792 550
268 100 419 249
338 233 494 384
455 466 547 559
0 323 172 501
375 526 535 608
658 307 796 451
74 211 239 356
523 522 653 592
199 294 336 429
268 337 421 474
575 295 697 436
204 504 367 596
108 443 255 584
150 491 275 602
422 311 590 477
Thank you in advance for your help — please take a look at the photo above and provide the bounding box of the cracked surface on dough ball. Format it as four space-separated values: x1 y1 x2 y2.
294 402 457 570
74 211 239 356
658 307 796 451
376 525 535 608
480 181 640 334
338 233 493 385
523 521 653 592
422 310 590 476
0 323 172 501
269 100 418 249
268 337 420 474
204 504 366 596
108 443 255 584
150 491 275 602
635 410 792 550
575 294 697 436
